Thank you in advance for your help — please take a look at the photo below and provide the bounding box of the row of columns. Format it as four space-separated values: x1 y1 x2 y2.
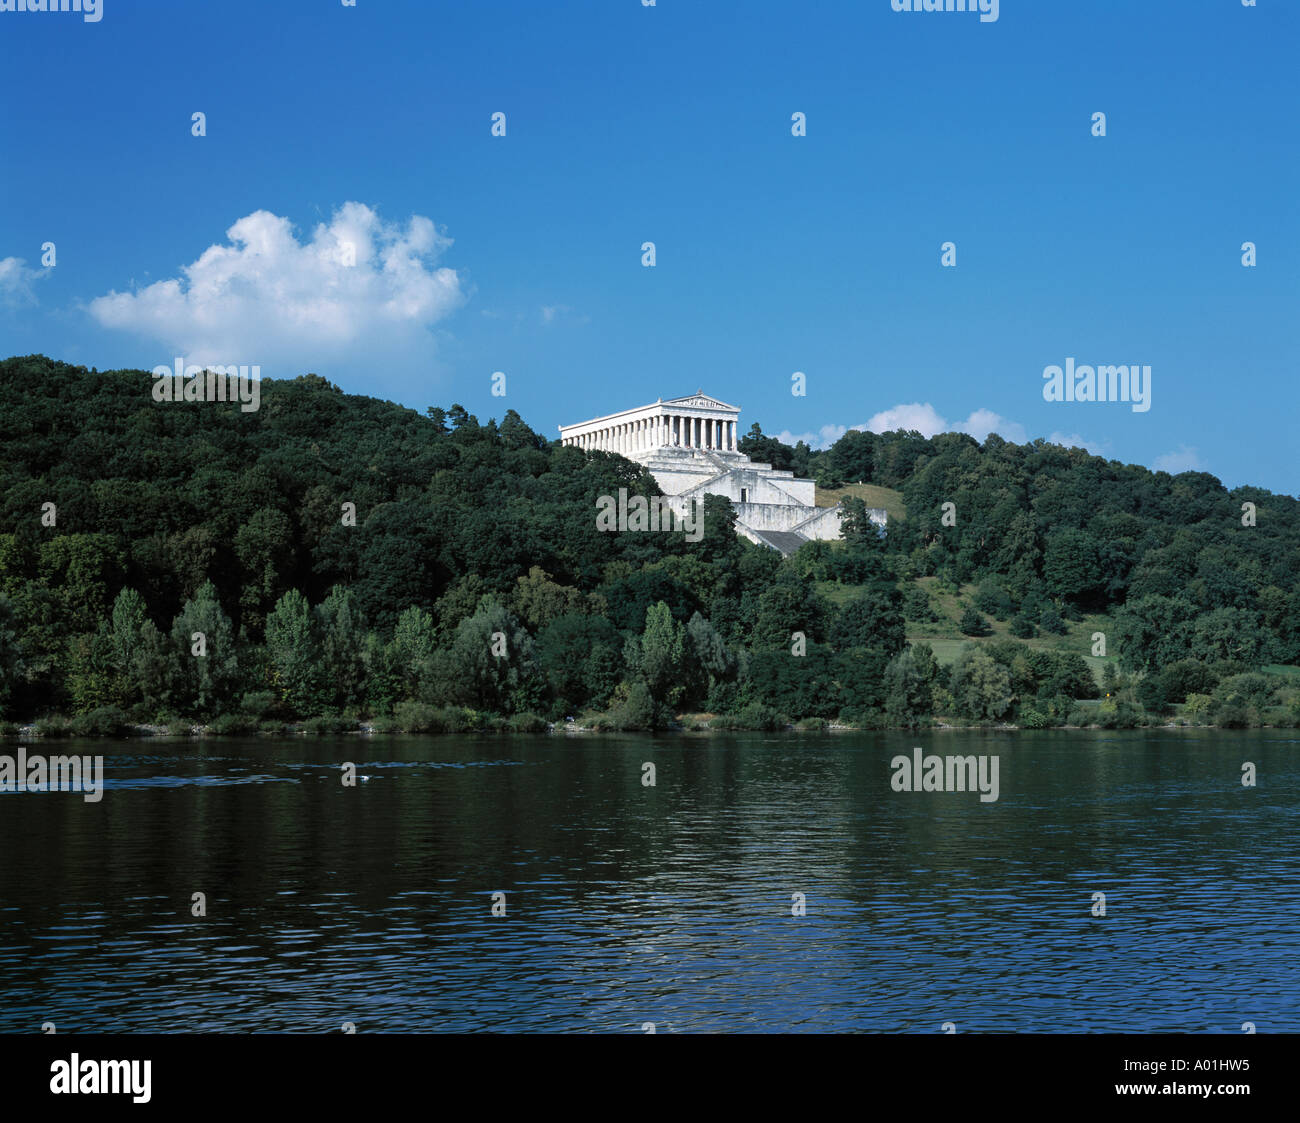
568 415 738 454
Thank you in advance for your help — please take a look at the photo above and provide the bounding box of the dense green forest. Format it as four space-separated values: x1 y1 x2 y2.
1 354 1297 735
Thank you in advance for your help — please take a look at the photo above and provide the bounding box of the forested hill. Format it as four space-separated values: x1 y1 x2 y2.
0 354 665 635
0 354 1296 730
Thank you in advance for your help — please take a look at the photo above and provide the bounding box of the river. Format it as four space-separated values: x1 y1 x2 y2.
1 730 1295 1033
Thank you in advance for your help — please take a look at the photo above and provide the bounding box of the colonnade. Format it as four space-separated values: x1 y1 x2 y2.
566 413 738 454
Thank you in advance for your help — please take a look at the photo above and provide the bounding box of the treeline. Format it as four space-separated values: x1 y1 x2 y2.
744 421 1300 671
0 354 1296 734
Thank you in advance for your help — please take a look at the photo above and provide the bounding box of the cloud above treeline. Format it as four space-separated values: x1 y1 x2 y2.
777 401 1103 455
89 202 465 371
1153 445 1205 473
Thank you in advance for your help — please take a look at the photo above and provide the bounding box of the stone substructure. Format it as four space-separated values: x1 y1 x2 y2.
559 391 886 555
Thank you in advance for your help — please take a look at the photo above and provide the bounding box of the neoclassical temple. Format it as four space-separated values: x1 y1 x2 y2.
559 393 742 455
560 391 886 553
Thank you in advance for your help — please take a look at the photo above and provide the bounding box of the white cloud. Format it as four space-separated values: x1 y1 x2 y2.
775 423 849 449
1047 431 1105 455
539 304 589 326
958 408 1027 444
1153 445 1205 474
789 403 1098 454
0 256 44 307
860 403 1026 443
89 202 465 370
864 402 948 438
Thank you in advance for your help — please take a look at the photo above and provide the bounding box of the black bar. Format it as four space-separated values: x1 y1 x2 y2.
1 1032 1291 1111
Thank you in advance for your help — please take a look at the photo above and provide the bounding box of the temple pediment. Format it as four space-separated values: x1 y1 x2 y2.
663 391 739 413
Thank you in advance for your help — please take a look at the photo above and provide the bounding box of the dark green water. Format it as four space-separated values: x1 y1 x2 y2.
1 730 1295 1033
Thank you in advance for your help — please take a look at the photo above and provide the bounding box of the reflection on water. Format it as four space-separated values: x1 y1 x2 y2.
0 730 1295 1032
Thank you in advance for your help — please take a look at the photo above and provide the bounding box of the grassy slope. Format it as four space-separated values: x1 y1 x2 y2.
820 574 1117 691
911 578 1117 691
815 483 906 521
816 483 1295 698
1262 664 1300 679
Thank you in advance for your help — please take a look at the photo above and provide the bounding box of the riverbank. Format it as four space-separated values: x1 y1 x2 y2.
0 714 1273 740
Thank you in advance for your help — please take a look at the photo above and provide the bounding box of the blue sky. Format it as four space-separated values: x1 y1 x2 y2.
1 0 1295 493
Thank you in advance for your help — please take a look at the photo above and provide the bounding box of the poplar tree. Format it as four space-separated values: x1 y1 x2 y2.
265 589 324 715
170 582 241 716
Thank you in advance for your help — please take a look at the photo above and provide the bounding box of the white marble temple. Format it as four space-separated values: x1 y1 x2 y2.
560 392 886 553
558 391 741 456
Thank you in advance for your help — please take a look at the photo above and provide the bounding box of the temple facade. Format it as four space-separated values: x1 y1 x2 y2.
559 391 886 554
558 392 742 456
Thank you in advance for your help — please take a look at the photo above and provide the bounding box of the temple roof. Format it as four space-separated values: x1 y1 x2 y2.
661 391 740 412
559 391 740 431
